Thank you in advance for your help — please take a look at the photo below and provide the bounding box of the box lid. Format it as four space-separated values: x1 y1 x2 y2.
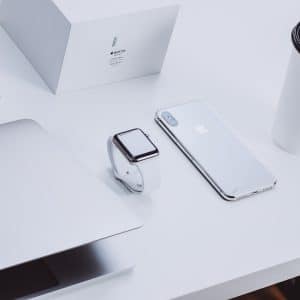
53 0 178 22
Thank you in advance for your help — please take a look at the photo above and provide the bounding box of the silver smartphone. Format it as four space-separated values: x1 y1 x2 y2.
155 101 276 200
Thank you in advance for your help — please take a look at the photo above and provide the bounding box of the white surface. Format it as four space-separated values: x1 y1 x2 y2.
273 47 300 154
0 0 300 299
0 119 141 271
0 0 178 93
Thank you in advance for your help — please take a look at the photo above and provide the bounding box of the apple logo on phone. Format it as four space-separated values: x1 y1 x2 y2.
195 125 208 135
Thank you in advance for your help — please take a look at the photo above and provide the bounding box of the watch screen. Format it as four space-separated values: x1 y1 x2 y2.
115 129 158 161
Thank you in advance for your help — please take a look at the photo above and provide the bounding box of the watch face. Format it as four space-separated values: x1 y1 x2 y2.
113 129 159 162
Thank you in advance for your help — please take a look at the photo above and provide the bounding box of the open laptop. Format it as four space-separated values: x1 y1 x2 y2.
0 119 142 271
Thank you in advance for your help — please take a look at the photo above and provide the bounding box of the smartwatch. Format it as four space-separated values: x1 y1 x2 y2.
107 128 160 194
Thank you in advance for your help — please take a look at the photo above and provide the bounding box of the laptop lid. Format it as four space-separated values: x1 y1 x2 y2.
0 119 142 270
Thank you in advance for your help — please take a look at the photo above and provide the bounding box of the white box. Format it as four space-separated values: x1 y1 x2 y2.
0 0 179 94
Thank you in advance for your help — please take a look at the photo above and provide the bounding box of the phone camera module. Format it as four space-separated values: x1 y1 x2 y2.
161 111 178 127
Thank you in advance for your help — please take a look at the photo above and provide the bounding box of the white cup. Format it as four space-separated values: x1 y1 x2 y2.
273 23 300 154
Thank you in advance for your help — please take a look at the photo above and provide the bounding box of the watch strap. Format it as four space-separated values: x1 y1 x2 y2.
138 154 160 194
107 136 160 194
108 137 144 192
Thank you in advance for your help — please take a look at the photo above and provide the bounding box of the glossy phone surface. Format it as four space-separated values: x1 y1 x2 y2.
155 101 276 200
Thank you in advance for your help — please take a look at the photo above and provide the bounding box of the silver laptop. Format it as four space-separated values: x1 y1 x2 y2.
0 119 142 270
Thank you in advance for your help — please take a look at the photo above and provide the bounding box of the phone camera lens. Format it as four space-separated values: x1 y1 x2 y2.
162 111 178 127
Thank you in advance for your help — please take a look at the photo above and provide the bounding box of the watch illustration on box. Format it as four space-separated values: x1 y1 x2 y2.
107 128 160 194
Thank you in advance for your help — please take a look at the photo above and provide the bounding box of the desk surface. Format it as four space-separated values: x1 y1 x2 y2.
1 0 300 299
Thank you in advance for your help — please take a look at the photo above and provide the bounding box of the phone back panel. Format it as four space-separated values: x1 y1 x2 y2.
156 101 276 200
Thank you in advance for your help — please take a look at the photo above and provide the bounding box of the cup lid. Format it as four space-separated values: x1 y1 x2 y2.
292 22 300 53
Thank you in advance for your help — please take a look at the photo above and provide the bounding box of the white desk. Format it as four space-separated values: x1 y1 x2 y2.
1 0 300 299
